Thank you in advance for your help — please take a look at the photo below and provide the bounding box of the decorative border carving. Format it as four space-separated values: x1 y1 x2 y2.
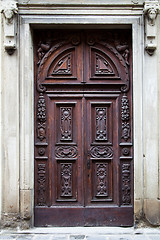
121 95 130 141
37 93 46 141
121 163 131 205
37 163 46 206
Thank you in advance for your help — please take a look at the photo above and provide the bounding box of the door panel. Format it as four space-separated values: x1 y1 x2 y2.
48 97 83 206
34 29 133 226
84 96 119 206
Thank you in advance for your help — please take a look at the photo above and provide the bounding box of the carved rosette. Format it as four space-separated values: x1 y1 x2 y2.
121 163 131 205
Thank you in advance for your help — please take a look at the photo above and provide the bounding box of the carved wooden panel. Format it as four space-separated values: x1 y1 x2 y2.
96 107 107 141
60 163 72 197
34 29 133 227
37 163 46 206
60 107 72 141
90 146 113 158
55 146 78 159
121 163 131 205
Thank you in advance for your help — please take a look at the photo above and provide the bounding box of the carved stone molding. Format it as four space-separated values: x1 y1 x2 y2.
144 1 160 55
1 1 18 55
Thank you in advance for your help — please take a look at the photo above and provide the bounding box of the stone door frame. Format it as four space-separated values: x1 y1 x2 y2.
19 14 144 226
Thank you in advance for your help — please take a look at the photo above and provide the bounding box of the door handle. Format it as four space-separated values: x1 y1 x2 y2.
87 150 90 169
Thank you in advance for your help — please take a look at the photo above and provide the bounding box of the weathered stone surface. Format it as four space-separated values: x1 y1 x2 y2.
70 235 85 239
86 236 107 240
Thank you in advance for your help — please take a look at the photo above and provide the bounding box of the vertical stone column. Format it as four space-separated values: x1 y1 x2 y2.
143 0 160 226
0 0 20 227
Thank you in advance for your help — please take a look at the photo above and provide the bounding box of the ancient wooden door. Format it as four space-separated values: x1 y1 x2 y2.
34 30 133 226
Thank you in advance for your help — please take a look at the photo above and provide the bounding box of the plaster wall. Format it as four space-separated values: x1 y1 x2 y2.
0 0 159 228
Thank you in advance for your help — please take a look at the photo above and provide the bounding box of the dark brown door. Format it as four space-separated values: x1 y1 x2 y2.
34 30 133 226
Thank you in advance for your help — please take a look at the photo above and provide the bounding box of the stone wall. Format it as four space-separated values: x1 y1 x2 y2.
0 0 159 228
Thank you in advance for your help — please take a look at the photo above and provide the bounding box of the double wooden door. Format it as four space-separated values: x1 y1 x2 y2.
34 30 133 226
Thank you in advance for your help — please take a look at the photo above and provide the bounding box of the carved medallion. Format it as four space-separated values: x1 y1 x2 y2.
96 107 107 141
55 146 78 158
37 163 46 206
122 163 131 205
61 163 72 197
122 148 130 156
90 146 113 158
60 107 72 141
38 148 45 156
96 163 108 196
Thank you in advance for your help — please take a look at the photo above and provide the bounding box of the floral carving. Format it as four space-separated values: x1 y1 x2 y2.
37 93 46 122
37 163 46 206
122 163 131 205
90 146 113 158
61 163 72 197
121 94 130 141
121 95 130 121
55 146 78 158
122 122 130 141
96 163 108 196
37 93 46 141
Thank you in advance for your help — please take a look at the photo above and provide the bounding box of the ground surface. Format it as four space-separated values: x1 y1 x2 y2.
0 227 160 240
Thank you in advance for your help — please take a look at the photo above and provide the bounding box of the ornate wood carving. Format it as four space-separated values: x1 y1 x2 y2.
52 53 72 75
90 146 113 158
122 163 131 205
122 148 130 156
37 163 46 206
60 107 72 141
61 163 72 197
55 146 78 158
37 41 51 66
38 147 45 156
37 93 46 141
96 107 107 141
122 123 130 141
96 163 108 196
121 95 130 141
99 35 130 92
96 54 113 74
121 95 130 121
